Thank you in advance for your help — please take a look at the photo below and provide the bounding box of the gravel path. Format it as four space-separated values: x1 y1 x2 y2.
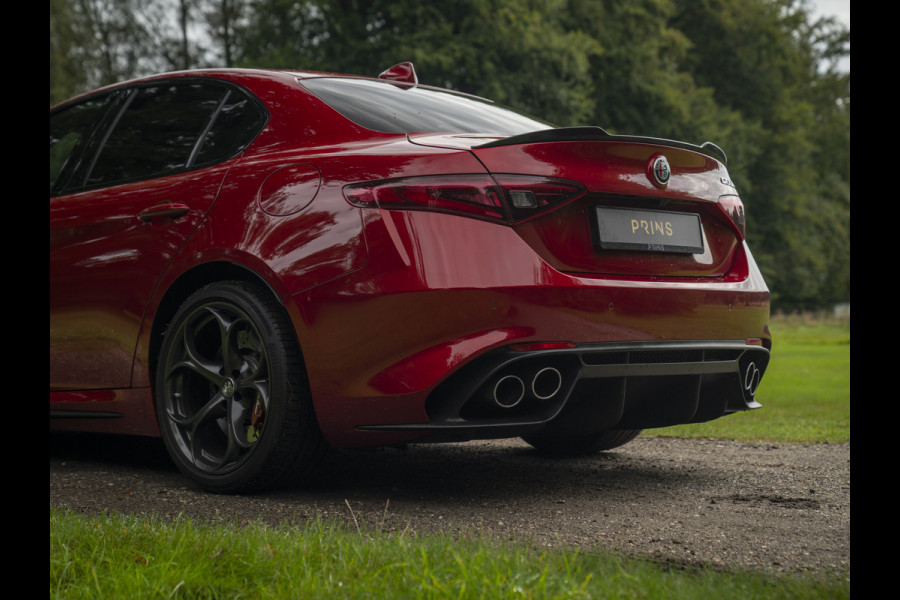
50 432 849 575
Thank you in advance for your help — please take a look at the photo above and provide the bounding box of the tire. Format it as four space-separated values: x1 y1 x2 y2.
155 281 327 493
522 429 642 456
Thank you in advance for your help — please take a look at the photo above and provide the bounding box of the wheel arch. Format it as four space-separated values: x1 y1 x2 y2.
146 261 297 389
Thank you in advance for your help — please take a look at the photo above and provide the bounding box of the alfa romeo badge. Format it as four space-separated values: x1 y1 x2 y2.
650 155 671 187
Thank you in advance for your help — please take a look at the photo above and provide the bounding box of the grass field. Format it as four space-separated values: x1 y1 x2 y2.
50 509 848 600
50 313 850 599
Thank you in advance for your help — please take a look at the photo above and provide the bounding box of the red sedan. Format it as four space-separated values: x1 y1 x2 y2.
50 63 771 493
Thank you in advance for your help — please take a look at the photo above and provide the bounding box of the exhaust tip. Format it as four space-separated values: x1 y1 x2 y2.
743 361 761 397
531 367 562 401
492 375 525 408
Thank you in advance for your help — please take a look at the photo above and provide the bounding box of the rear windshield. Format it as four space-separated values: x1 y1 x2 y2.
300 77 552 136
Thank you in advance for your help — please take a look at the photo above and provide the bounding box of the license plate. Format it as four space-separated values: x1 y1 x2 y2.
594 207 704 254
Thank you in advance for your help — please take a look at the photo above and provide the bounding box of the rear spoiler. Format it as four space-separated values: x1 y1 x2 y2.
474 126 728 165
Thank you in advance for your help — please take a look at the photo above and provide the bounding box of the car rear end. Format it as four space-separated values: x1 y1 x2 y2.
291 75 771 447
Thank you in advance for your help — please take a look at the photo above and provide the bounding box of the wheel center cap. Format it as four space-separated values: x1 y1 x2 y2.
222 378 236 398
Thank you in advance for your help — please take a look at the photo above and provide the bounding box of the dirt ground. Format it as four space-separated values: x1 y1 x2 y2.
49 432 849 576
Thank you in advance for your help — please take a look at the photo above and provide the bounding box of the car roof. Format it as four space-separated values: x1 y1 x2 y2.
51 65 432 111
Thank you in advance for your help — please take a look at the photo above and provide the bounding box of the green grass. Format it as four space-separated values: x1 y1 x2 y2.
652 312 850 443
50 508 848 600
50 314 850 598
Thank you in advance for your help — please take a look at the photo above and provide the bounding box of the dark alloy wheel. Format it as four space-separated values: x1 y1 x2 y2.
522 429 642 456
155 281 327 493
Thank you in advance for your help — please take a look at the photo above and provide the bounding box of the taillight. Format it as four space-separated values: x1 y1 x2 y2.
343 174 585 224
718 195 746 239
494 175 587 223
344 175 505 221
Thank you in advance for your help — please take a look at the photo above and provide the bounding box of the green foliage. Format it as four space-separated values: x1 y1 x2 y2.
50 0 86 105
49 0 850 310
236 0 603 125
668 0 850 309
51 508 849 599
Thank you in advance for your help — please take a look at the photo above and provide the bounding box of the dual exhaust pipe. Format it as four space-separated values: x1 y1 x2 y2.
490 367 563 409
492 360 761 409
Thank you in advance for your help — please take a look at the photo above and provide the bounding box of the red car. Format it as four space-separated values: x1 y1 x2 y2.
50 63 771 493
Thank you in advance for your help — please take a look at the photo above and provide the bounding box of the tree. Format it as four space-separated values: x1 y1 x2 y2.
202 0 251 66
50 0 91 104
236 0 602 125
670 0 849 308
50 0 221 104
50 0 153 103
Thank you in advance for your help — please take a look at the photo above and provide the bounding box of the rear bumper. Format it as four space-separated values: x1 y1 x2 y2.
363 340 769 442
288 210 770 448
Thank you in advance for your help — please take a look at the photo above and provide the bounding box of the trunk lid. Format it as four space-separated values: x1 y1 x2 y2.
411 128 744 279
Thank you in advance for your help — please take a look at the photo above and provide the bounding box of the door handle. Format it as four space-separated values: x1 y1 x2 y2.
139 203 190 222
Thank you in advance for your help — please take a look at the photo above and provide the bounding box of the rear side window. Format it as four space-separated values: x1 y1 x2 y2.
300 78 551 136
49 96 110 194
86 83 225 185
52 79 267 191
194 90 268 165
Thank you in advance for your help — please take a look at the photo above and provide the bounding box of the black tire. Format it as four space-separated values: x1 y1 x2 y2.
155 281 327 493
522 429 642 456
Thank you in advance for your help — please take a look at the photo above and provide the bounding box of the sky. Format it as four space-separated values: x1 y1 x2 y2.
808 0 850 72
809 0 850 27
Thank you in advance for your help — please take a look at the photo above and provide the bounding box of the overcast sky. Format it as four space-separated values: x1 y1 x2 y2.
809 0 850 72
810 0 850 27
